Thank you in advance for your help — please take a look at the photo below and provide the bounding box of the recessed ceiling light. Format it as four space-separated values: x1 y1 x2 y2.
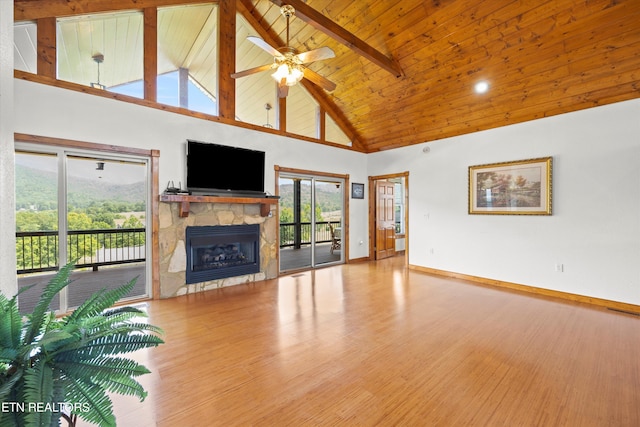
475 81 489 94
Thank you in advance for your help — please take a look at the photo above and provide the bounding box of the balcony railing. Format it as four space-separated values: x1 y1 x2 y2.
16 228 146 274
17 222 338 274
279 221 341 248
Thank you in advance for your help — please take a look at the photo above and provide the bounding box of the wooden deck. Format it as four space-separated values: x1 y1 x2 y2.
279 242 342 271
71 255 640 426
17 263 147 313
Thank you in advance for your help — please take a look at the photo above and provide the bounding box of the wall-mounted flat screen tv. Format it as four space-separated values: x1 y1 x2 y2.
186 140 265 196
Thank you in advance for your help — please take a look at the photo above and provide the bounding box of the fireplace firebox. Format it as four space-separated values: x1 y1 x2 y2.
185 224 260 284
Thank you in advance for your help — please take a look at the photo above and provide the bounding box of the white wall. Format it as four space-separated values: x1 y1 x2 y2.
11 79 640 305
13 80 371 260
369 99 640 305
0 0 17 297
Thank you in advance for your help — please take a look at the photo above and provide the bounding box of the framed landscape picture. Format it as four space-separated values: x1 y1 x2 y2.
351 183 365 199
469 157 552 215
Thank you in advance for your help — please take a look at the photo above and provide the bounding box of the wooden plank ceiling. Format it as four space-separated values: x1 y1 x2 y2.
15 0 640 152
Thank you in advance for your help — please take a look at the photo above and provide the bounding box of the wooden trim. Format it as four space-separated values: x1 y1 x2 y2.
14 71 367 152
36 17 56 79
143 8 158 103
369 171 410 181
318 106 326 141
15 0 220 21
217 0 236 120
274 165 349 181
367 176 375 261
236 0 277 51
269 0 403 78
403 174 409 269
274 168 282 273
298 79 365 150
14 133 154 157
275 165 350 263
278 96 287 132
237 0 364 149
410 265 640 314
159 194 277 218
343 174 350 263
14 133 161 301
368 171 409 265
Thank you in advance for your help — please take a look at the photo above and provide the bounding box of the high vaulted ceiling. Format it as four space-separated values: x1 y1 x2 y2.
14 0 640 152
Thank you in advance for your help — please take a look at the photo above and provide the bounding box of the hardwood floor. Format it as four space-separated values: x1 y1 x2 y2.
79 256 640 426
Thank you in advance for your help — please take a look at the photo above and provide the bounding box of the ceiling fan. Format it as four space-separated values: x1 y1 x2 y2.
231 4 336 98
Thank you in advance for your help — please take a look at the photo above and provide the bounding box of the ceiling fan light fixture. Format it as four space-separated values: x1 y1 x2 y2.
272 62 304 86
232 4 335 95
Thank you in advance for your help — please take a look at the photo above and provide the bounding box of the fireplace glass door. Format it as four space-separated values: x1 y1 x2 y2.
185 224 260 284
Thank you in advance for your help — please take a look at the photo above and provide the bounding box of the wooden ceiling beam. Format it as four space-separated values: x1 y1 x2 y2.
218 0 236 120
14 0 217 21
237 0 277 47
269 0 404 78
299 78 367 152
238 0 366 150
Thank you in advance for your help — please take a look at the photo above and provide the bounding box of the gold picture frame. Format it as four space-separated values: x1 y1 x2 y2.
469 157 552 215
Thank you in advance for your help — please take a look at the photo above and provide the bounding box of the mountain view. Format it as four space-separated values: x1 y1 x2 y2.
15 162 147 272
278 182 343 223
15 163 146 233
15 164 146 212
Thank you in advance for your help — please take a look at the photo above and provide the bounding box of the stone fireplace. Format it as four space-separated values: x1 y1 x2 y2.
158 197 277 298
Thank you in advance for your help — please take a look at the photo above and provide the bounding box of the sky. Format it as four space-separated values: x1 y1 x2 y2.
15 152 146 186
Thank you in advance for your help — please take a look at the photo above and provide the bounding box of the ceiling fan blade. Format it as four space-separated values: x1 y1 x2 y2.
295 46 335 64
231 63 274 79
247 36 283 58
303 68 337 92
277 79 289 98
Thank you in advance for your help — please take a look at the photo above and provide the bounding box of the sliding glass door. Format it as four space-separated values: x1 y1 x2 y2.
15 146 151 313
278 173 344 272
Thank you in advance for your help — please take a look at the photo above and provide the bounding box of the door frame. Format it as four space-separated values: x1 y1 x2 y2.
275 165 350 272
14 133 160 301
368 171 409 265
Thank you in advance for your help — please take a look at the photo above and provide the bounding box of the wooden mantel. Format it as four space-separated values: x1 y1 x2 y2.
160 194 278 218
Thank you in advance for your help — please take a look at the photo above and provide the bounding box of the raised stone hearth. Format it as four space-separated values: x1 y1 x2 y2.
158 199 277 298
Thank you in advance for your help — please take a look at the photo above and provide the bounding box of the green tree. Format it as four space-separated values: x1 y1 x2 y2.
67 211 94 230
122 215 144 228
15 210 57 232
279 207 293 223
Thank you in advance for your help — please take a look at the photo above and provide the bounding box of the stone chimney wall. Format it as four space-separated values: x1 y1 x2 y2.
158 201 277 298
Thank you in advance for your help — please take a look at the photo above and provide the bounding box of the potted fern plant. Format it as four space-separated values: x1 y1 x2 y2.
0 262 164 427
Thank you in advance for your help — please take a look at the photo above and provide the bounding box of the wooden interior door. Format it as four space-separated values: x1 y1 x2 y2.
375 180 396 260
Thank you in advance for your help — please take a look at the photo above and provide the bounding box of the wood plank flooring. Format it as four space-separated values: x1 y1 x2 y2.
77 256 640 426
